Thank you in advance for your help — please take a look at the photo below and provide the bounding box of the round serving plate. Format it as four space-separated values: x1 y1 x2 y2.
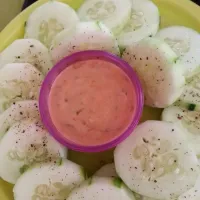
0 0 200 199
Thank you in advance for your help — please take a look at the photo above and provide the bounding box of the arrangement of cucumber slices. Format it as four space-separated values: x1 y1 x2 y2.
1 0 200 200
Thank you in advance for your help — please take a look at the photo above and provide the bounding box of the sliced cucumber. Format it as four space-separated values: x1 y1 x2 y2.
25 1 79 48
118 0 160 47
51 21 120 64
122 37 185 108
0 63 43 112
176 73 200 107
114 120 200 200
0 119 67 184
13 159 84 200
162 105 200 156
0 39 53 74
95 163 117 177
178 176 200 200
78 0 132 35
156 26 200 78
50 21 101 50
0 100 40 140
67 176 136 200
50 27 76 49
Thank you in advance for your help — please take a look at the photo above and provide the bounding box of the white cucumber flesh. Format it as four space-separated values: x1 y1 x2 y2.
51 21 120 64
51 20 101 49
162 105 200 156
114 120 200 200
13 159 85 200
122 37 185 108
156 26 200 78
94 163 157 200
0 100 40 140
0 119 67 184
0 39 53 74
178 176 200 200
67 176 136 200
118 0 160 47
77 0 132 35
176 73 200 108
0 63 43 112
25 1 79 48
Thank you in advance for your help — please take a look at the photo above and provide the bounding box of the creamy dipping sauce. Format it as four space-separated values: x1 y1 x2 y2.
49 59 136 146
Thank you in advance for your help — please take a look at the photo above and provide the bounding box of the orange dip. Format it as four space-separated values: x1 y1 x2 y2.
49 59 135 146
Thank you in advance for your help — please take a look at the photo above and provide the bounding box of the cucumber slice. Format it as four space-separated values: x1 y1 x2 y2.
0 100 40 140
78 0 132 35
176 73 200 107
156 26 200 78
0 63 43 112
114 120 200 200
67 176 136 200
51 21 120 64
178 176 200 200
122 37 185 108
50 27 75 49
118 0 160 47
162 105 200 156
0 39 53 74
25 1 79 48
50 21 101 49
95 163 117 177
13 159 84 200
0 119 67 184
